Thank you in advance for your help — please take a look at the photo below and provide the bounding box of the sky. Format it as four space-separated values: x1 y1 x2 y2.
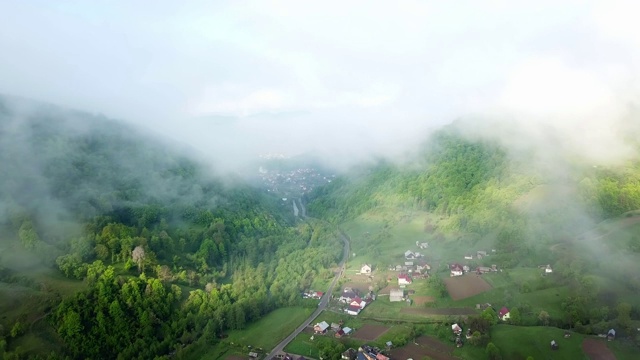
1 0 639 171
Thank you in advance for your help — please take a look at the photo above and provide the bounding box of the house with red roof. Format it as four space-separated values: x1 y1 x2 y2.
346 305 361 316
498 307 510 321
398 273 412 285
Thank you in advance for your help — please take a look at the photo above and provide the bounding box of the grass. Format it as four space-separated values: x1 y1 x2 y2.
223 307 314 350
491 325 588 360
284 333 321 358
607 338 640 360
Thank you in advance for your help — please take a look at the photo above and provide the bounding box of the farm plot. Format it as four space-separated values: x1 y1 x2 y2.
582 339 616 360
445 274 492 300
353 324 389 341
411 296 434 305
390 336 456 360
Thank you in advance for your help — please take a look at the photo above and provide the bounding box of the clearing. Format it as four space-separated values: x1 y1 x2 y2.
353 324 390 341
491 325 587 360
444 274 492 301
582 338 616 360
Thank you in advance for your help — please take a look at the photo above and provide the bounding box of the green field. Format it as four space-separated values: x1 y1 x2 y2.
491 325 587 359
225 307 314 349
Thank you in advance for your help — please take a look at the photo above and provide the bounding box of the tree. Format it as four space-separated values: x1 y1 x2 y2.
481 307 498 325
509 307 521 325
59 310 83 338
538 310 550 326
132 246 146 272
485 342 501 360
10 321 24 338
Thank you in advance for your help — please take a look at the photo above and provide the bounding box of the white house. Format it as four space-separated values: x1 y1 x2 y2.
404 250 415 259
360 264 372 274
545 265 553 274
450 264 464 277
499 307 510 321
464 255 473 260
390 289 404 302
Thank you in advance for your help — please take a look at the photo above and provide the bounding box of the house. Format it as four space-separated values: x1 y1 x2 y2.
476 266 492 274
335 329 345 338
451 323 463 335
404 250 416 259
398 273 412 285
350 296 367 309
249 352 259 358
498 307 510 321
464 255 473 260
463 265 470 272
340 288 359 303
390 289 404 302
343 327 352 335
342 348 357 360
314 321 330 333
450 263 464 277
331 323 341 331
416 263 431 272
405 261 414 266
550 340 559 350
346 305 361 316
545 265 553 274
608 329 616 341
417 241 429 249
385 341 393 349
477 251 487 259
361 264 372 274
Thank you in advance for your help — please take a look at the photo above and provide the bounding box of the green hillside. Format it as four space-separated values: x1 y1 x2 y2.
306 123 640 357
0 96 342 359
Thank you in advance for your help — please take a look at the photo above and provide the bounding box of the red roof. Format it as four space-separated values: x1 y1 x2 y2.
398 273 412 280
347 305 361 312
450 263 464 271
316 291 324 297
499 307 509 318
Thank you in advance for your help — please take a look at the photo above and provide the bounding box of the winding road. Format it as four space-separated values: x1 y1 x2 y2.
264 203 349 360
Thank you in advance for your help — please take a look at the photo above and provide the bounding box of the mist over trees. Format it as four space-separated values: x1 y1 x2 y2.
0 96 342 359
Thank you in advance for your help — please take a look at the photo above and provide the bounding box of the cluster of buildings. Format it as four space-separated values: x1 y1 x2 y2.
341 345 390 360
313 321 353 338
449 263 498 277
388 250 431 278
302 290 324 299
258 166 335 197
339 287 375 316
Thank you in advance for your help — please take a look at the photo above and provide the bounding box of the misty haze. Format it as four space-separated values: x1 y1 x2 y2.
1 1 640 360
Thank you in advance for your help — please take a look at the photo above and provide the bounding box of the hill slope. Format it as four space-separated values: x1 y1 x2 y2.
0 96 342 359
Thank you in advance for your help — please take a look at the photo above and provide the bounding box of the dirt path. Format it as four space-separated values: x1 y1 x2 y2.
582 338 616 360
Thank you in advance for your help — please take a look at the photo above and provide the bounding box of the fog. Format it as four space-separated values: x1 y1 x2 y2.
0 1 639 172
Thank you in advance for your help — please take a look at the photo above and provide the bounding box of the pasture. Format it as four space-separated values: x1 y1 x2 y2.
223 307 314 350
491 325 587 360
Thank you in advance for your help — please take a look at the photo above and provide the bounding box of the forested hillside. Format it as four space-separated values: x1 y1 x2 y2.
307 124 640 238
0 96 342 359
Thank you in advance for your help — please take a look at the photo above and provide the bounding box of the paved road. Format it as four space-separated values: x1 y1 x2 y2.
264 220 349 360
